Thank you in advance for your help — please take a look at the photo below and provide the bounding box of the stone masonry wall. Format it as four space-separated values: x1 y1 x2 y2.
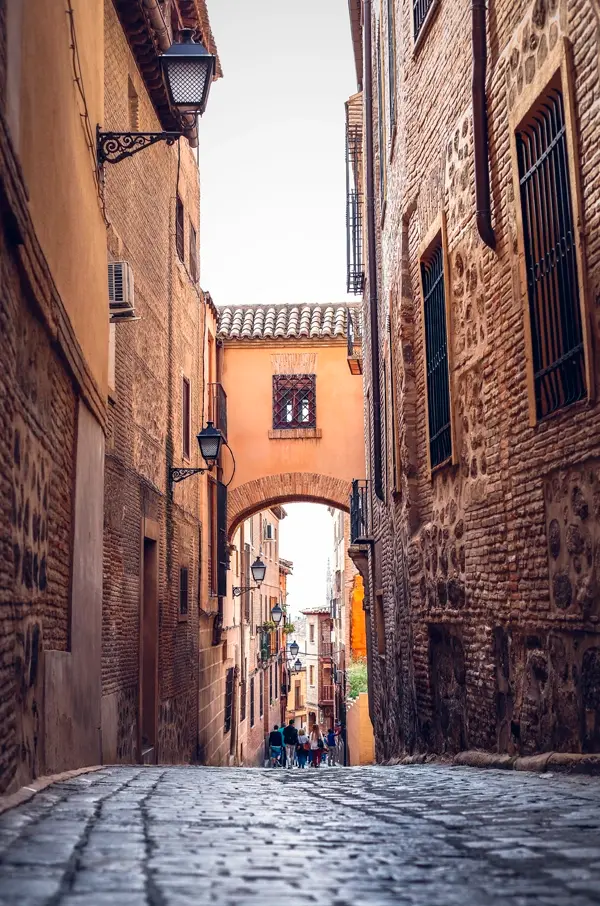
361 0 600 760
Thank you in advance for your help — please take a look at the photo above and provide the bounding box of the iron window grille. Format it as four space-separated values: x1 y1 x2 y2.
273 374 316 429
421 242 452 469
207 478 217 596
240 680 247 722
249 676 255 727
179 566 189 616
387 0 396 131
516 89 586 420
414 0 435 40
224 667 234 733
189 221 198 282
217 480 228 598
377 35 386 208
182 376 191 459
176 195 185 263
259 670 264 717
345 109 364 295
269 665 273 703
350 479 370 543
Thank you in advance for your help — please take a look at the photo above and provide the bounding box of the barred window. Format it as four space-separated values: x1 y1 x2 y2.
259 670 264 718
224 667 234 733
414 0 436 39
207 478 217 596
189 221 198 282
387 0 396 131
179 566 189 616
273 374 316 429
250 676 255 727
421 241 452 469
182 377 191 459
516 88 586 420
176 195 184 263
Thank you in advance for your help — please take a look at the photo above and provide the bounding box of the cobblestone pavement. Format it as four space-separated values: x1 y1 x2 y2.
1 765 600 905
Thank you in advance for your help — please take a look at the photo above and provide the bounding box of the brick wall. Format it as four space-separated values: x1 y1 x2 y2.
359 0 600 760
101 0 206 764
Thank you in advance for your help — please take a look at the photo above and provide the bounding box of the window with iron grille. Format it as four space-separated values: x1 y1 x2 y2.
272 374 316 429
413 0 436 40
516 88 586 420
182 376 191 459
387 0 396 132
377 34 386 208
176 195 185 263
259 670 264 717
207 478 217 595
421 241 452 469
269 665 273 703
224 667 234 733
275 664 278 699
189 220 198 282
179 566 189 616
345 101 364 295
216 480 228 598
250 676 255 727
240 680 247 722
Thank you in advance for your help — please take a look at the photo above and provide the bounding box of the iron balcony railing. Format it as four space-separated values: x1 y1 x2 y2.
320 641 333 658
208 382 228 442
320 685 334 703
350 479 370 543
345 100 364 295
347 307 363 375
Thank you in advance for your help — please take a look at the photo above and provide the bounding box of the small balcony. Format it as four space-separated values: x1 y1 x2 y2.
208 382 227 442
319 641 333 658
347 307 363 375
350 479 370 543
320 685 334 703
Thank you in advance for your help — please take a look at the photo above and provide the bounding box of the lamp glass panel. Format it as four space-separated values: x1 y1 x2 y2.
165 58 211 107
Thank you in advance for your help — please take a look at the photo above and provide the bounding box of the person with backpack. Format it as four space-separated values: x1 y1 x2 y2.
283 719 298 768
326 727 337 766
309 723 325 768
296 727 310 768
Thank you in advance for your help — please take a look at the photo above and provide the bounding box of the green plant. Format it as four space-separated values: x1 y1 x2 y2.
283 622 295 634
347 658 368 700
263 620 276 632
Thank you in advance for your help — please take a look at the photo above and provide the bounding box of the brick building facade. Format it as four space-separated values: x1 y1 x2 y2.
100 0 221 766
348 0 600 760
0 0 108 792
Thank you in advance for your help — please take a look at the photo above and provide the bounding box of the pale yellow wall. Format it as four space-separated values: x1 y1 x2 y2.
17 0 108 397
346 693 375 765
222 340 365 495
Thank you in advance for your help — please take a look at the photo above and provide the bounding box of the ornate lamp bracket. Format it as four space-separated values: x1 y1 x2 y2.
169 467 206 493
97 127 183 166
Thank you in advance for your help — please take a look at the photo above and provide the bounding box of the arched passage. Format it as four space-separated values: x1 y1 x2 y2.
228 472 351 540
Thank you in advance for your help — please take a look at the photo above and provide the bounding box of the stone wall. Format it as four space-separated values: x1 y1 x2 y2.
359 0 600 760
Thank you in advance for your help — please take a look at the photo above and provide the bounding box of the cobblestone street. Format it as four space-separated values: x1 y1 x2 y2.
1 765 600 905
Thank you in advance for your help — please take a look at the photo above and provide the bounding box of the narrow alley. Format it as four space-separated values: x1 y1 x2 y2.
2 765 600 906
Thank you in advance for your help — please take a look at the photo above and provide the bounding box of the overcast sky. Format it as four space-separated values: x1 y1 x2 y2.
200 2 356 613
199 0 357 307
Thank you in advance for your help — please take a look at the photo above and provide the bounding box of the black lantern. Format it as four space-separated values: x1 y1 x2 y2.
289 641 299 659
161 29 216 114
294 658 302 671
271 603 283 626
197 422 223 467
250 556 267 586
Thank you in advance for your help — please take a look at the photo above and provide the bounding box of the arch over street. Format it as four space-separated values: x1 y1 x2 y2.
227 472 351 540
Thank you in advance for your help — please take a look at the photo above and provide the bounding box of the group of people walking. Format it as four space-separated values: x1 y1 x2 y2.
268 719 340 768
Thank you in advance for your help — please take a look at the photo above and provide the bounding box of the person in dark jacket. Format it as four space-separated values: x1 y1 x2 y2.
283 719 298 769
269 725 283 767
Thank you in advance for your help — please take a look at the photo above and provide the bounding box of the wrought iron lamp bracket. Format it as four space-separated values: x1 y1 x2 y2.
169 466 206 492
232 584 259 598
97 127 183 166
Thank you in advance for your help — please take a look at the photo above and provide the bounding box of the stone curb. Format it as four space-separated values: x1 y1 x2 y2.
385 750 600 775
0 765 103 817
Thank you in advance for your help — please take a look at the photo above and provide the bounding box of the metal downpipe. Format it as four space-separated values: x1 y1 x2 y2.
472 0 495 250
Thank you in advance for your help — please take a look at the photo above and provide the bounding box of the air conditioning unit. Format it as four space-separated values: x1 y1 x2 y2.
264 523 275 541
108 261 139 323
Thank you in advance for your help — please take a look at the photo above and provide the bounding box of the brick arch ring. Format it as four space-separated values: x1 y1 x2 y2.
227 473 351 540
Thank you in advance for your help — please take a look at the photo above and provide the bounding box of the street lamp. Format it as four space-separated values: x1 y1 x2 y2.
271 603 283 626
97 30 216 165
289 641 299 659
169 422 224 490
293 658 302 672
232 556 266 597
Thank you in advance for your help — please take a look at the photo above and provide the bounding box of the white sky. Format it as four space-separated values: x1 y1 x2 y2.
200 3 357 611
199 0 357 306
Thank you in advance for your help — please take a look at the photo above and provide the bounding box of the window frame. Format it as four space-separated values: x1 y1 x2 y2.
272 374 316 430
207 478 218 597
386 0 397 149
509 38 593 427
309 665 315 686
182 376 191 461
189 219 198 282
376 29 387 218
249 675 255 727
259 670 264 718
418 213 456 476
179 565 189 619
176 195 185 263
412 0 440 52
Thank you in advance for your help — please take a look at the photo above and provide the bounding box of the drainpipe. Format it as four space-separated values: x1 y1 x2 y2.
472 0 495 250
142 0 199 149
363 0 384 500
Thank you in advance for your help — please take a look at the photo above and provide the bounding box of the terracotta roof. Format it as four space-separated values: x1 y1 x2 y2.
217 304 352 341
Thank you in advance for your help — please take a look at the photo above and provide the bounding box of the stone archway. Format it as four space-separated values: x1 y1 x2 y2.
228 472 351 539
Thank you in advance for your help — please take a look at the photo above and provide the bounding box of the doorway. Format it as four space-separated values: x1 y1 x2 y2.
141 533 158 763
